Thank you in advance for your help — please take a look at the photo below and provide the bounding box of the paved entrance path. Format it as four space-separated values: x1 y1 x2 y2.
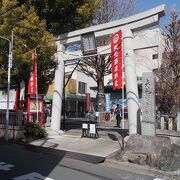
30 126 121 158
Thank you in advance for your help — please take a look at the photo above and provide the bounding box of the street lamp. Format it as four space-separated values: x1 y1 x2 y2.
0 32 13 142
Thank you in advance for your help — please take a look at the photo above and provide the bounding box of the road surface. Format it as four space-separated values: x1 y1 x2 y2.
0 142 174 180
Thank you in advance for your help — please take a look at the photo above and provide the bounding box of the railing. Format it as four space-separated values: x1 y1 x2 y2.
0 110 24 126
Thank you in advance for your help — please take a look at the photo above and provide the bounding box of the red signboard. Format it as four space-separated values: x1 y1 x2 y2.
111 30 123 90
28 50 37 94
27 94 44 125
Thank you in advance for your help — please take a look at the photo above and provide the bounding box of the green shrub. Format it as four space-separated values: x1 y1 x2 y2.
24 122 47 139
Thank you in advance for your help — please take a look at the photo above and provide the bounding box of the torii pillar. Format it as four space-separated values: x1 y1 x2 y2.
123 28 139 134
51 44 65 132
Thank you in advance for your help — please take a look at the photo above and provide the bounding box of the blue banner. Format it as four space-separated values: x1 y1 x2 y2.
105 93 111 111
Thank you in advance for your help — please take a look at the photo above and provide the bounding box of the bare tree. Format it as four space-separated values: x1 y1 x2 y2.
77 55 111 112
156 9 180 114
92 0 136 25
77 0 136 112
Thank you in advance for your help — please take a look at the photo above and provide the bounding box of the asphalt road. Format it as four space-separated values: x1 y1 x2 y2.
0 142 169 180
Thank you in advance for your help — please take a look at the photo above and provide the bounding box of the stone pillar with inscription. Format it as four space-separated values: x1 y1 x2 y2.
141 72 156 136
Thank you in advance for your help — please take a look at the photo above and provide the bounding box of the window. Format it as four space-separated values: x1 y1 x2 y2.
78 82 86 94
152 54 158 59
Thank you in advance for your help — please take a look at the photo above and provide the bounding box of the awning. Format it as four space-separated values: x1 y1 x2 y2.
65 93 86 100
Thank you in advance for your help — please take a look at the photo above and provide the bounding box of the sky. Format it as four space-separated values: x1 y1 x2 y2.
136 0 180 25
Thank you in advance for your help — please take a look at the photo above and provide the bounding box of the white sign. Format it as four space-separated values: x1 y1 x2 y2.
89 124 96 134
82 123 88 129
0 89 17 110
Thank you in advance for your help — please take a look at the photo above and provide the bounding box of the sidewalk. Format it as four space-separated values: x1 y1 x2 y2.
29 125 121 158
28 121 180 179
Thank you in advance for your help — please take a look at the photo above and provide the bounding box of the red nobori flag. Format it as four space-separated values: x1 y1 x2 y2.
111 30 123 90
28 50 37 94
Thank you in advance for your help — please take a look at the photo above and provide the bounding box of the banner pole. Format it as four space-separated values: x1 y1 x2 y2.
122 28 125 130
122 83 124 129
122 29 125 150
35 49 39 123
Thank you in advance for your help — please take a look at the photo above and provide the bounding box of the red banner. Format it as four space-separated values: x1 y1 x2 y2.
86 93 90 112
28 50 37 94
111 30 123 90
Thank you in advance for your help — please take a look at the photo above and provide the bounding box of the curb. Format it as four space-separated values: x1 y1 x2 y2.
104 159 180 179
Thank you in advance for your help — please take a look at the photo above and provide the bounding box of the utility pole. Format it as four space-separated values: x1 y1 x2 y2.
0 31 13 142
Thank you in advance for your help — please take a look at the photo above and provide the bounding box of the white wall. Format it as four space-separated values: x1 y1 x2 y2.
134 28 165 77
135 47 159 76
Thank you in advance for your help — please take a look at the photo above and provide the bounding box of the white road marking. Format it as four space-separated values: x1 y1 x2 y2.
0 162 14 171
13 172 54 180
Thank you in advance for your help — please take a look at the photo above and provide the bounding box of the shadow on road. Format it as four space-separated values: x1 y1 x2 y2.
0 141 105 179
0 142 64 179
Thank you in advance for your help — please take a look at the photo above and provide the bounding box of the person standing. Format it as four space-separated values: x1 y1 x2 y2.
115 104 122 127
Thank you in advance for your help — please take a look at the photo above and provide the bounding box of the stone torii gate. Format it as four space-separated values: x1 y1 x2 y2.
51 5 165 135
